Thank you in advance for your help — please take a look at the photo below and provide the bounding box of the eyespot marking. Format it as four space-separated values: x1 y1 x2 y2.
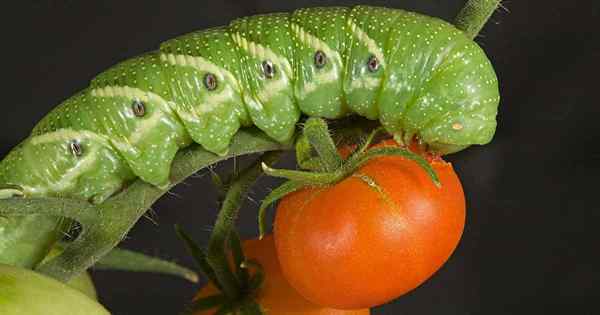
204 73 218 91
314 50 327 69
367 55 380 72
262 60 275 78
132 100 146 117
69 140 83 157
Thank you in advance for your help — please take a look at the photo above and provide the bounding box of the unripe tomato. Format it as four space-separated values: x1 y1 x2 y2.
274 140 466 309
44 246 98 300
0 264 110 315
194 235 370 315
65 268 98 300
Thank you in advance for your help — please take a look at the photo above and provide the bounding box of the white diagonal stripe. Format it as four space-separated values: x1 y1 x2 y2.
347 19 386 67
290 23 343 97
231 32 293 77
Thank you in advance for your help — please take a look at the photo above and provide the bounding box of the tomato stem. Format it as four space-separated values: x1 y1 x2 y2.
303 118 344 172
206 151 281 299
295 134 323 171
230 229 250 286
455 0 503 39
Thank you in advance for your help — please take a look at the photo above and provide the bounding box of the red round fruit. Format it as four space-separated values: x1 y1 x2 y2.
274 140 465 309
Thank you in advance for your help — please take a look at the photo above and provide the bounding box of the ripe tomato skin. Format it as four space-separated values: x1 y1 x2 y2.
274 140 466 309
194 235 370 315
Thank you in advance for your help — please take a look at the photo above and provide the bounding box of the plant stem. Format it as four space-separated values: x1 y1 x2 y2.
303 118 343 172
206 151 281 299
455 0 502 38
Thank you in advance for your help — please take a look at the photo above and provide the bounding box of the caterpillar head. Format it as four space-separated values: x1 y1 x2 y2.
0 129 134 204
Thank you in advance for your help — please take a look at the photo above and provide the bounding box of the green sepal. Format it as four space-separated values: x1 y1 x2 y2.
180 294 228 315
241 259 265 293
258 180 306 238
345 147 441 187
94 247 198 282
175 225 222 290
239 300 266 315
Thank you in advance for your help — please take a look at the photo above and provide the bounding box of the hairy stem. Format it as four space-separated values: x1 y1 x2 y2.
303 118 343 172
206 151 281 299
455 0 502 38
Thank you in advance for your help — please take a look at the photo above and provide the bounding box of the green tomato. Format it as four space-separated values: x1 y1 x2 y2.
66 269 98 301
42 246 98 300
0 264 110 315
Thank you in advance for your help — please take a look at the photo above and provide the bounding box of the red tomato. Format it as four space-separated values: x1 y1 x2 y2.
194 235 370 315
274 140 466 309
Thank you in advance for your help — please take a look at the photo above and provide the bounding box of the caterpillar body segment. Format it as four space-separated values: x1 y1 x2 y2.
0 5 499 205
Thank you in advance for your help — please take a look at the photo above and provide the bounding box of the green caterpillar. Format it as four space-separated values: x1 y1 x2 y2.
0 5 498 266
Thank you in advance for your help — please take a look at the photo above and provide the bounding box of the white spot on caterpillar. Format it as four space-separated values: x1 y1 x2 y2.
452 123 464 130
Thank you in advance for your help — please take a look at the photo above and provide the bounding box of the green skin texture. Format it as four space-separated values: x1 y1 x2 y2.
0 6 498 266
0 264 107 315
42 247 98 300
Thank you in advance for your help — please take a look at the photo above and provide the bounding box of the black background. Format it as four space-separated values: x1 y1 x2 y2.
1 1 599 314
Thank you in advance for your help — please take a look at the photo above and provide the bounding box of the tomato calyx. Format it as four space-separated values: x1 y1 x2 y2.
177 152 283 315
258 118 441 238
178 225 268 314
